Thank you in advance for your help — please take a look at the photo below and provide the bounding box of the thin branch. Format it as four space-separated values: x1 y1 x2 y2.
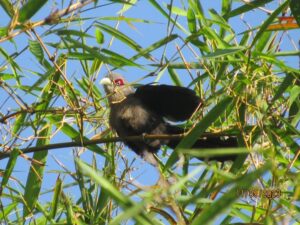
0 108 82 124
0 0 95 43
0 133 233 160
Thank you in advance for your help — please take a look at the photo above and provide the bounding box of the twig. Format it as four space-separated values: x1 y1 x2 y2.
0 108 81 124
0 0 95 43
0 133 233 160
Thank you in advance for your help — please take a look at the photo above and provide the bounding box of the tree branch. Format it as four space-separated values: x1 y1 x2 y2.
0 132 235 160
0 134 186 160
0 0 95 43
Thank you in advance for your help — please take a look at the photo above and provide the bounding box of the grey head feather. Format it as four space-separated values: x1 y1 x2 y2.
100 73 134 104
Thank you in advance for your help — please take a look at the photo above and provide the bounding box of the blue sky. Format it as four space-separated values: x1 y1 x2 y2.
0 0 299 223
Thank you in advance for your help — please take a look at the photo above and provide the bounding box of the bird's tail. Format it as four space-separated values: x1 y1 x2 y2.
166 125 238 162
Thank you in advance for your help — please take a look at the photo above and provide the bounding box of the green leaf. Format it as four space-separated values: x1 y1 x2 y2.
253 31 273 52
271 72 295 104
96 22 142 52
1 148 19 192
0 202 18 220
62 193 76 224
47 115 106 157
187 8 197 33
29 40 44 61
290 0 300 26
18 0 48 23
150 62 204 69
191 163 271 225
23 125 51 217
50 176 62 219
54 29 93 38
109 201 149 225
12 112 26 137
251 1 290 48
76 159 155 225
289 85 300 107
221 0 232 19
165 97 234 169
118 0 137 14
95 28 104 44
203 47 246 59
167 67 183 86
0 0 14 17
224 0 273 19
178 147 248 158
29 40 51 69
167 5 187 16
130 34 178 61
148 0 188 34
102 49 141 67
178 97 234 148
65 37 140 68
0 73 16 80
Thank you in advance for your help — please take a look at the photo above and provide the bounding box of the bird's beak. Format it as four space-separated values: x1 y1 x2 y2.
100 77 113 86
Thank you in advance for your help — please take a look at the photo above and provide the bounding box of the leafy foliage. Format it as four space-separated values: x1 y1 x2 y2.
0 0 299 224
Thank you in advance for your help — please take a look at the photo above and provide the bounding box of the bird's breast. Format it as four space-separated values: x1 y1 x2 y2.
109 97 152 135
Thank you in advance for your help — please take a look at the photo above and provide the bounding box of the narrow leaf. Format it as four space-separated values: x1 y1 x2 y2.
18 0 48 23
203 47 246 59
1 148 19 192
191 163 271 225
165 97 234 169
96 22 142 52
290 0 300 26
271 72 294 104
23 125 51 217
0 0 14 17
187 8 197 33
251 1 290 48
225 0 273 19
50 176 62 219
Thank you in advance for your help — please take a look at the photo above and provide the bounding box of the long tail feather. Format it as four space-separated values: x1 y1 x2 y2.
166 125 238 161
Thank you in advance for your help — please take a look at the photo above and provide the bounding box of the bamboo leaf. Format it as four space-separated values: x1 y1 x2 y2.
290 0 300 26
50 176 62 219
271 72 295 103
47 115 106 157
130 34 178 60
23 125 51 217
76 159 155 225
0 148 19 192
0 0 14 17
95 28 104 44
191 163 271 225
251 1 290 48
224 0 273 19
187 8 197 33
29 40 51 69
96 22 142 52
18 0 48 23
177 97 234 149
203 47 246 59
165 97 234 169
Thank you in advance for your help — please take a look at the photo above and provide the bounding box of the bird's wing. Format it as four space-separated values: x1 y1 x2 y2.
134 85 202 121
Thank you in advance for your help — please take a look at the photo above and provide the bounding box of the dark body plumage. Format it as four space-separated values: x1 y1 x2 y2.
101 73 237 164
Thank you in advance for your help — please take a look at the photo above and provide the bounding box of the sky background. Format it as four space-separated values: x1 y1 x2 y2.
0 0 299 223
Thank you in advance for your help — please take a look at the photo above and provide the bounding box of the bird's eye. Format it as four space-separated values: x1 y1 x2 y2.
114 79 124 86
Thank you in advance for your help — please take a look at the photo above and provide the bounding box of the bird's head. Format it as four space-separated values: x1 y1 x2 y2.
100 73 134 104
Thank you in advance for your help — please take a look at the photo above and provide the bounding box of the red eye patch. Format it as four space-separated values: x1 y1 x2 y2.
114 79 124 86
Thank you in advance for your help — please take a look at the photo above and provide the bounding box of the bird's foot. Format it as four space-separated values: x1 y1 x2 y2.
141 151 158 167
141 132 147 141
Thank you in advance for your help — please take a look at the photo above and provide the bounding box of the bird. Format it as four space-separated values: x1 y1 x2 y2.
100 73 238 165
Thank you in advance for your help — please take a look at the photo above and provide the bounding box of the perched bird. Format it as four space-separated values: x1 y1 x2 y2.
101 73 238 165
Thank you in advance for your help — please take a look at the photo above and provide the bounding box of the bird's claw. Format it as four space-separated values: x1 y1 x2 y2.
142 133 147 141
